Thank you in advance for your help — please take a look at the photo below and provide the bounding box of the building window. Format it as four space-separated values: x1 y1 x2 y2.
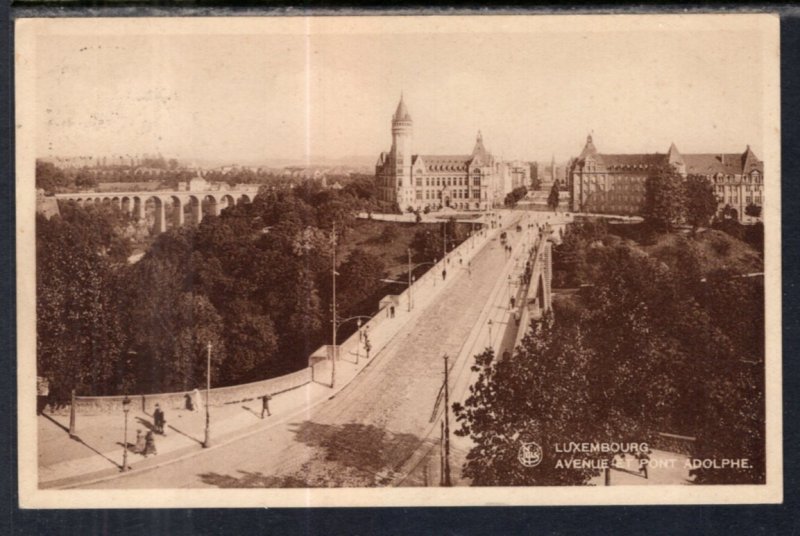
416 190 423 200
473 177 480 187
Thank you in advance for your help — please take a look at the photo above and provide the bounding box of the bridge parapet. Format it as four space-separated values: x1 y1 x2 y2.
514 228 554 348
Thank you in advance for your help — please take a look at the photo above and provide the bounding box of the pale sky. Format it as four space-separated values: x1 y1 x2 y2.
33 16 771 164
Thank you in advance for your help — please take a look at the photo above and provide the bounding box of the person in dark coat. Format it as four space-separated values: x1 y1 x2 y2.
143 431 157 457
261 394 272 419
153 404 166 434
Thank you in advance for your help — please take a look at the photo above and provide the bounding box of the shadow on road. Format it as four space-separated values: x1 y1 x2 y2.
41 413 121 470
294 420 423 486
197 421 424 488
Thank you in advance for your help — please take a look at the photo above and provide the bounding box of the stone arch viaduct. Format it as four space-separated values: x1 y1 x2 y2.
53 184 260 234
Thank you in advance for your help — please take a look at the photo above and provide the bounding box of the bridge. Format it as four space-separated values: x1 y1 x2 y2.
51 177 260 234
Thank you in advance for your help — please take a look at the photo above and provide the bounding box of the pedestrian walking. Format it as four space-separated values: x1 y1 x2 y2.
143 430 157 457
390 305 395 318
510 296 516 309
184 393 194 411
134 429 146 454
261 393 272 418
442 269 447 281
192 388 202 412
153 403 165 434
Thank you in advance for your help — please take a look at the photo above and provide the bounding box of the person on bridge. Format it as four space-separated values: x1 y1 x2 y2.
192 388 202 412
153 403 166 435
134 429 146 455
261 393 272 419
143 430 157 457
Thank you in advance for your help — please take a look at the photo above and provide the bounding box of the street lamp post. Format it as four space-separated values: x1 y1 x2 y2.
331 222 338 389
204 342 212 448
488 319 493 348
121 395 131 471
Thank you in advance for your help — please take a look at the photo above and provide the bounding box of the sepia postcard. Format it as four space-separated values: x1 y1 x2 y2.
15 14 782 508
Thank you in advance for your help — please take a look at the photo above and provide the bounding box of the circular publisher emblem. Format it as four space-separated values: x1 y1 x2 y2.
518 441 543 467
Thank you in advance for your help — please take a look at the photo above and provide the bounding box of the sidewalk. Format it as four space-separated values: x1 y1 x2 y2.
38 214 504 490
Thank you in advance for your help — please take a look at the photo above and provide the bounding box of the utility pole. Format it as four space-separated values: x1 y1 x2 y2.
407 247 412 312
443 354 452 487
442 222 447 261
204 342 211 448
331 221 337 389
440 420 445 487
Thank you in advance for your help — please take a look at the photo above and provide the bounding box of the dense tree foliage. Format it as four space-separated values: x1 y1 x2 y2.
644 166 686 230
36 184 388 400
504 186 528 208
745 203 762 218
684 174 718 230
456 225 765 486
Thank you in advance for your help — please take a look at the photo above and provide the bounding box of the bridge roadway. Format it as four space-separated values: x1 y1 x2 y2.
84 210 559 489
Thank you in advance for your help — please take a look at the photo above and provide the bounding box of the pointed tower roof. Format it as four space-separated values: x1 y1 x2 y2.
742 145 760 172
578 134 598 160
393 94 412 122
471 130 490 162
667 142 684 166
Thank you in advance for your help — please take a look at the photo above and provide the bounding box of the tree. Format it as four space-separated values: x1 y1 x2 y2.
410 228 441 262
36 160 69 194
36 214 127 401
644 166 685 230
684 175 717 230
74 169 98 189
337 249 386 317
454 317 607 485
745 203 762 219
547 182 560 211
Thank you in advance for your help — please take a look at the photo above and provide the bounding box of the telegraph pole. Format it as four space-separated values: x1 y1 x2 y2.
407 247 412 312
331 221 337 389
443 354 452 486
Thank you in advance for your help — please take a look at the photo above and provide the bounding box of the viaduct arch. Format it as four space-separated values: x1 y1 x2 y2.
53 183 259 236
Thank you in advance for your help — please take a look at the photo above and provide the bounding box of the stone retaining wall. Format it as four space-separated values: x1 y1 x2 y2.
73 367 312 415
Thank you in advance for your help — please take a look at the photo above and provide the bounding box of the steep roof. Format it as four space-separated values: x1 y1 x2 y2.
683 152 761 176
413 154 472 171
393 94 412 122
598 153 668 170
578 134 598 159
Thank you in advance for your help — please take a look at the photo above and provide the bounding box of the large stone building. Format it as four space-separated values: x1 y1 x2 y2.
568 135 764 222
375 96 495 211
